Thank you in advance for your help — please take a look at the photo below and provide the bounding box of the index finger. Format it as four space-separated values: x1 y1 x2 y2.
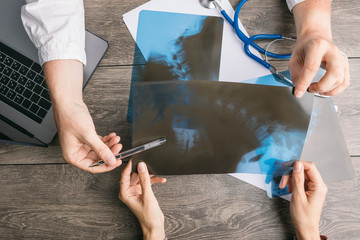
120 160 132 193
295 45 326 98
302 161 324 185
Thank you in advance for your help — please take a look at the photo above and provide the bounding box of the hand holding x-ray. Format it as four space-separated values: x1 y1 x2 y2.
280 161 327 240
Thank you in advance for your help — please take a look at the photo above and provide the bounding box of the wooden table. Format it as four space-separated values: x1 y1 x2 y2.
0 0 359 239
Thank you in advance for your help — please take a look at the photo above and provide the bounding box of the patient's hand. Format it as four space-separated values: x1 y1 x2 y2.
280 161 327 240
119 160 166 240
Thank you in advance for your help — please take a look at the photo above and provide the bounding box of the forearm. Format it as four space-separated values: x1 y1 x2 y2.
293 0 332 41
43 60 84 111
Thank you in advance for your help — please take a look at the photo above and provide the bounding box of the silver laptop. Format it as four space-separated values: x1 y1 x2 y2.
0 0 109 146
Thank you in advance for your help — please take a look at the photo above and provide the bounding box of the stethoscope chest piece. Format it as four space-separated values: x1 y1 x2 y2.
199 0 221 9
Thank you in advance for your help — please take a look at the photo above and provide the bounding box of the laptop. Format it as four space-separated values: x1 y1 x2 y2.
0 0 109 146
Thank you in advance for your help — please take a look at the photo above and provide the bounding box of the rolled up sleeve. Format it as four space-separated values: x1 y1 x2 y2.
21 0 86 66
286 0 306 11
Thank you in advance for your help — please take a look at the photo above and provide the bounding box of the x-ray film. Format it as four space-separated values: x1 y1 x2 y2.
135 10 223 81
242 69 355 185
127 11 224 122
132 81 314 196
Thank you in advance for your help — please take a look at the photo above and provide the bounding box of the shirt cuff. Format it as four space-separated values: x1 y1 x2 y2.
38 40 87 67
286 0 306 12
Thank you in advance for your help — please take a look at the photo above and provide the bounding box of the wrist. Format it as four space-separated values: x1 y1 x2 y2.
51 95 84 111
293 1 332 41
296 229 321 240
142 228 166 240
43 59 84 106
296 25 332 43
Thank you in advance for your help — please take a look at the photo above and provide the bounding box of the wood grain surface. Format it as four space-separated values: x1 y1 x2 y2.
0 0 359 239
0 157 358 239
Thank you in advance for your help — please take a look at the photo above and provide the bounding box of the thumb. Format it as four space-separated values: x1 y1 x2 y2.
291 161 306 201
137 162 153 197
84 133 116 165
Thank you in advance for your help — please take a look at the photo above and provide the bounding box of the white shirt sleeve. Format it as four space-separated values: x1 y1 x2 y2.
21 0 86 66
286 0 306 12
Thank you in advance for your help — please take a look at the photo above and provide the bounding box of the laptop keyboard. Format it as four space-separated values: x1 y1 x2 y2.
0 41 52 124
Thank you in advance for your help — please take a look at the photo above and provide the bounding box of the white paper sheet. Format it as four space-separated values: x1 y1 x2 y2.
123 0 291 200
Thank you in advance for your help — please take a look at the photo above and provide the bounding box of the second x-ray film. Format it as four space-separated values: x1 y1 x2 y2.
132 81 314 196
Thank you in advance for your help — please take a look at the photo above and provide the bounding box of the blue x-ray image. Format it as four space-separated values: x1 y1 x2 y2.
135 10 223 82
127 11 224 122
131 81 314 196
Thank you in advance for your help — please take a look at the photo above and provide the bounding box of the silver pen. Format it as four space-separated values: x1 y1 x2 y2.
89 137 166 167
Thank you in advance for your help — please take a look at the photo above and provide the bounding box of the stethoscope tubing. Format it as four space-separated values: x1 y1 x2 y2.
220 0 291 69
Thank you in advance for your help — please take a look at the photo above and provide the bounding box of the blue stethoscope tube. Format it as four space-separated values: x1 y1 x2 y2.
219 0 291 70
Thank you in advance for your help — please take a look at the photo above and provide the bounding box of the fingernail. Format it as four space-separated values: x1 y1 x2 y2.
279 176 284 188
295 90 304 98
294 162 302 172
107 156 116 165
138 162 146 172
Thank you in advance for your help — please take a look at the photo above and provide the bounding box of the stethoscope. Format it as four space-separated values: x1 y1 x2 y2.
200 0 296 87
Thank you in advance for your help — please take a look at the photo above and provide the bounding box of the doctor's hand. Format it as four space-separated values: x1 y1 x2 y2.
119 160 166 240
44 59 123 173
280 161 327 240
290 1 350 98
54 101 123 173
289 36 350 97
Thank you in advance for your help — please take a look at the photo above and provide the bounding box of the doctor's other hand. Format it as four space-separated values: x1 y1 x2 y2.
289 36 350 97
280 161 327 240
119 160 166 240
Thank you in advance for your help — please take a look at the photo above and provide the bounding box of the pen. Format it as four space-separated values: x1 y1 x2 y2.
88 137 166 167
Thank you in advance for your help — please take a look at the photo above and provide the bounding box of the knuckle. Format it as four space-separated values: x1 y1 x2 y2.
288 58 296 68
323 184 328 194
95 145 107 157
324 90 336 96
316 84 328 93
297 160 303 165
318 184 328 195
304 64 319 74
309 38 326 50
293 175 303 184
142 177 150 186
118 191 127 202
335 79 343 86
62 153 73 163
308 162 316 168
332 67 344 79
